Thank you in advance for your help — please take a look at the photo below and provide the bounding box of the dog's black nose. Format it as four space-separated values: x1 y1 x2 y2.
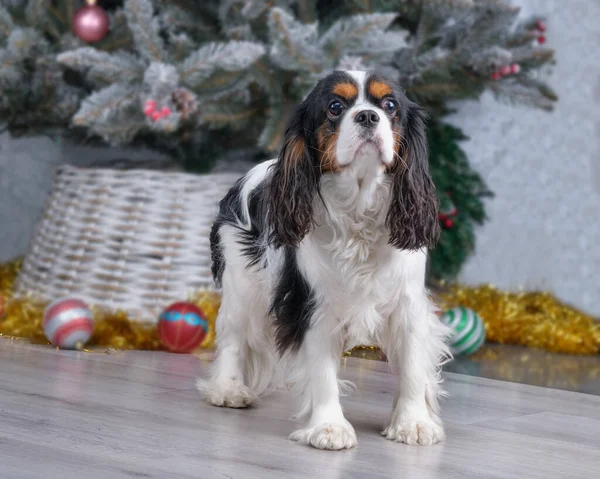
354 110 380 128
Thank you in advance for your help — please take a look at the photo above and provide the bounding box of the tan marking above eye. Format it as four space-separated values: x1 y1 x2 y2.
368 80 393 99
332 82 358 100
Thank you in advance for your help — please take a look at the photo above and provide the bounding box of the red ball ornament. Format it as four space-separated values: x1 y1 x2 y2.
537 36 546 45
444 218 453 228
500 65 511 76
510 64 521 74
490 71 501 81
73 0 109 43
158 302 208 353
160 106 172 117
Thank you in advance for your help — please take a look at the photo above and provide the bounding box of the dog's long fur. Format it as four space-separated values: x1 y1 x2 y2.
198 71 451 450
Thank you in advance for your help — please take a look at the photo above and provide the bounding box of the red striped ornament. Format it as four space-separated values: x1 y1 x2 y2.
43 298 94 349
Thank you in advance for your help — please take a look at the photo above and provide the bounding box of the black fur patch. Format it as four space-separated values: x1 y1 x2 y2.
210 178 243 287
269 247 315 354
209 223 225 288
210 176 269 287
237 182 269 268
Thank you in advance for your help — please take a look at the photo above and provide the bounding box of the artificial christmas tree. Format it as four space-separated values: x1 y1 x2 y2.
0 0 557 281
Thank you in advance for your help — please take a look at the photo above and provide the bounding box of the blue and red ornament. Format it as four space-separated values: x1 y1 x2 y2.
43 298 94 349
158 302 208 353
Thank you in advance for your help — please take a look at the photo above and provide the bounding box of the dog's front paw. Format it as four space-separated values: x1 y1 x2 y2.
290 421 357 451
382 415 444 446
196 378 254 408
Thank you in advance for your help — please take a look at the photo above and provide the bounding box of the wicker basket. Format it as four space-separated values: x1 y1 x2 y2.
15 165 240 322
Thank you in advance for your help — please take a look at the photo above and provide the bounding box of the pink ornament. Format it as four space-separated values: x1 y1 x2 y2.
510 64 521 74
160 106 172 117
537 36 546 45
500 65 511 76
151 111 162 122
490 71 501 81
73 1 109 43
43 298 94 349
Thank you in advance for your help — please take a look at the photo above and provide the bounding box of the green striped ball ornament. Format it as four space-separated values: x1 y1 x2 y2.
440 307 486 355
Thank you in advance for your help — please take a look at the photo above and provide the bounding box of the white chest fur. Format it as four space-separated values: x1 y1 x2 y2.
298 173 416 349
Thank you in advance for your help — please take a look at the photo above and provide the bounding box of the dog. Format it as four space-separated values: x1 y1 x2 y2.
198 70 450 450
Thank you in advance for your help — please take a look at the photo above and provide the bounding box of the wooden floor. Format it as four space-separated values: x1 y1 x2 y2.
1 339 599 479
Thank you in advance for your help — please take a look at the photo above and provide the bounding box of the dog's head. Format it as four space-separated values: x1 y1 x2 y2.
267 70 440 250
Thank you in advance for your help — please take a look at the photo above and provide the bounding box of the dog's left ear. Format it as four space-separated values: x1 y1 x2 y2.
386 102 440 250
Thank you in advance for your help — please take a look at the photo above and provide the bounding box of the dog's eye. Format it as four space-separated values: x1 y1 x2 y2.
382 99 397 114
328 101 344 117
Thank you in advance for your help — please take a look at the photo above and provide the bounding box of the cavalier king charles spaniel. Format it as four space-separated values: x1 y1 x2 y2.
198 70 450 450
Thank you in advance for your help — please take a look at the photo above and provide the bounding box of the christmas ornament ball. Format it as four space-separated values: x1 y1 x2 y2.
439 307 486 355
43 298 94 349
158 302 208 353
73 0 109 43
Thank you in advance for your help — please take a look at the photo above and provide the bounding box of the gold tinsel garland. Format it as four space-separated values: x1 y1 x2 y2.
0 259 220 351
438 284 599 355
0 259 598 355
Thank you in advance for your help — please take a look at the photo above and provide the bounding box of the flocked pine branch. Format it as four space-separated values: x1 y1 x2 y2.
0 2 83 130
0 0 559 282
267 7 323 73
179 41 265 90
124 0 167 62
3 0 556 150
59 0 265 148
58 48 145 87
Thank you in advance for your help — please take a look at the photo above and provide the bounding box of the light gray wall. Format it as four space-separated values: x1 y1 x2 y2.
0 0 598 314
450 0 600 315
0 133 63 263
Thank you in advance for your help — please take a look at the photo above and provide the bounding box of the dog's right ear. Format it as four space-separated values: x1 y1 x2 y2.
267 103 320 249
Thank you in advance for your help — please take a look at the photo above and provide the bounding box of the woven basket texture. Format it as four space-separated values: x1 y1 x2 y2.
15 165 240 323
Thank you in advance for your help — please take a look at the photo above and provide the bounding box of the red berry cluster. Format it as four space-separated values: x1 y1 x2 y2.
144 100 172 122
490 63 520 81
535 20 546 45
439 203 457 229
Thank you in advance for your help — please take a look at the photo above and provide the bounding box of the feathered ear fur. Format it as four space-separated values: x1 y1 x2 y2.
267 104 320 248
387 102 440 250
